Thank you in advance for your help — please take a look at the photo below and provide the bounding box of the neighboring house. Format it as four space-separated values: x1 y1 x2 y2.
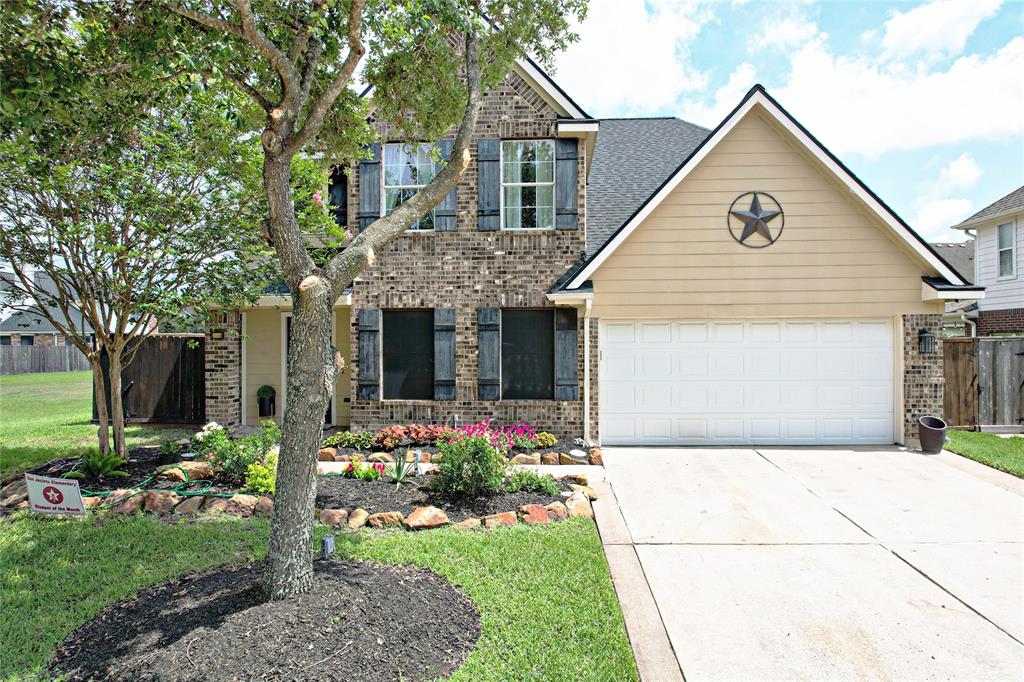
0 271 94 347
929 241 978 335
206 66 980 447
952 185 1024 335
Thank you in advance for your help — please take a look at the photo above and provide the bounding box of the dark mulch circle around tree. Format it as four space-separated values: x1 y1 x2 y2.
49 560 480 682
316 475 571 522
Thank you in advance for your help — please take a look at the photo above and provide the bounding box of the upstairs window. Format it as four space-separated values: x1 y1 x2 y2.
328 169 348 228
997 222 1016 278
383 143 437 231
502 140 555 230
382 310 434 399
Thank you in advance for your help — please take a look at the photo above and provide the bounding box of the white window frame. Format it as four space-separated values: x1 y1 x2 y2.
500 139 556 231
996 220 1016 280
380 142 438 232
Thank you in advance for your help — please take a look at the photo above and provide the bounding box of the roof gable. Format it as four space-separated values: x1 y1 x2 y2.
953 185 1024 229
567 85 966 288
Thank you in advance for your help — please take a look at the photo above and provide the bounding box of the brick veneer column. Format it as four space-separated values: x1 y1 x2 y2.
902 313 943 445
205 311 242 427
977 308 1024 335
588 317 600 444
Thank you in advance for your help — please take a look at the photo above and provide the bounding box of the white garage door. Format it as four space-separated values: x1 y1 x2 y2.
600 319 894 445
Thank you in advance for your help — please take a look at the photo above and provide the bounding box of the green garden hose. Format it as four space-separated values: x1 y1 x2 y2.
78 465 237 510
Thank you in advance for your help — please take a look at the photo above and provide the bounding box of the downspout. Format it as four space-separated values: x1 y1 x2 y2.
583 298 592 444
964 316 977 338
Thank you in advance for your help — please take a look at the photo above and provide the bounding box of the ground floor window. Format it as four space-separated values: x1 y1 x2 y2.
20 335 33 346
0 335 9 346
383 309 434 399
501 309 554 399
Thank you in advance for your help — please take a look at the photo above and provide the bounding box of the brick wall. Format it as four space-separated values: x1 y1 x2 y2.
205 311 242 426
347 71 590 439
977 308 1024 335
902 313 944 445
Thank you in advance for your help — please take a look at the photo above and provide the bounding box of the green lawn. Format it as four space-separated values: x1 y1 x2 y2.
0 515 638 682
945 430 1024 478
0 371 191 479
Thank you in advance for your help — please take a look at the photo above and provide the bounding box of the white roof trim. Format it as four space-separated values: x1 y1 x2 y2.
556 121 599 136
546 290 593 306
515 58 589 120
567 88 966 289
922 281 985 301
953 208 1023 230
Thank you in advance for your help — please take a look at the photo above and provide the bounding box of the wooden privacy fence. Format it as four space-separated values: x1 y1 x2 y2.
0 345 90 375
944 336 1024 431
92 335 205 425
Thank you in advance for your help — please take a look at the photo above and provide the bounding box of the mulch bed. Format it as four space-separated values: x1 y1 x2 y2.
49 560 480 682
316 476 571 523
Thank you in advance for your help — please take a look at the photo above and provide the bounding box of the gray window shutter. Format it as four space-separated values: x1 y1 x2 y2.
434 140 458 232
357 308 380 400
554 308 578 400
357 143 381 231
478 308 500 399
477 139 500 231
555 138 579 230
434 308 456 400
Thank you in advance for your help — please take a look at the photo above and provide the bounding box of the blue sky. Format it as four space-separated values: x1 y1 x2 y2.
552 0 1024 242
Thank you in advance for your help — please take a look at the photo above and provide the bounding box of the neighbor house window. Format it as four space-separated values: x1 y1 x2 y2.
998 222 1016 278
383 310 434 399
502 140 555 230
20 335 33 346
0 335 10 346
383 143 437 231
501 309 554 399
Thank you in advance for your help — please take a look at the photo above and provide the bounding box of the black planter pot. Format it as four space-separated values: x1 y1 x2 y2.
258 395 276 418
918 415 947 454
158 450 181 466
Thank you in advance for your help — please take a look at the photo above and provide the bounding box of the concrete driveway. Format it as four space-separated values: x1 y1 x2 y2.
600 447 1024 681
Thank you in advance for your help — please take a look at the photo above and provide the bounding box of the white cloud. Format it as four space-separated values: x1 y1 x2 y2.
748 16 819 53
679 62 757 126
910 153 982 240
553 0 715 116
880 0 1003 63
774 36 1024 158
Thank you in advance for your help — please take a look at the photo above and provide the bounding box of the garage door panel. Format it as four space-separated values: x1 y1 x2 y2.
601 318 894 445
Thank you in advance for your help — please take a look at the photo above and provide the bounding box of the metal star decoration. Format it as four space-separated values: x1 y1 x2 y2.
730 193 782 243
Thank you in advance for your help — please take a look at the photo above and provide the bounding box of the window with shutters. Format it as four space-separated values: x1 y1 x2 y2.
501 140 555 230
997 222 1016 278
383 310 434 399
382 143 439 231
501 309 554 399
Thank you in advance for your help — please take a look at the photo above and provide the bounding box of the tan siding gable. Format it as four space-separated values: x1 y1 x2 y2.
591 111 942 319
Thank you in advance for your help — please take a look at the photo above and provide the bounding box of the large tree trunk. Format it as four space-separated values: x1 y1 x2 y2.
262 154 339 601
108 349 128 460
90 354 111 456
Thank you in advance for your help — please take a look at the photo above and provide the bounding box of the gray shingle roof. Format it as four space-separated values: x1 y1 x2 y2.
956 185 1024 226
586 117 710 255
929 242 974 284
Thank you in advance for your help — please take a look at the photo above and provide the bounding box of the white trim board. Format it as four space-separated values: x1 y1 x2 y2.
567 87 966 289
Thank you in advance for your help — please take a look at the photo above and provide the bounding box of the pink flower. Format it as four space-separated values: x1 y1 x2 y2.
312 192 324 207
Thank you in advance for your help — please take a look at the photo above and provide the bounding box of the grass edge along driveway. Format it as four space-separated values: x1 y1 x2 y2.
0 514 638 682
945 430 1024 478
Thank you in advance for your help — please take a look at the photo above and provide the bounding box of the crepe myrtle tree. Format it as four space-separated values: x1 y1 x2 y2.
0 85 278 460
131 0 586 598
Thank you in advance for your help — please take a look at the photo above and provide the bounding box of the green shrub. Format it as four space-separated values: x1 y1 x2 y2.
535 432 558 448
244 451 278 495
198 421 281 484
433 435 505 496
63 450 129 479
340 461 385 481
323 430 375 450
503 468 560 496
512 434 540 450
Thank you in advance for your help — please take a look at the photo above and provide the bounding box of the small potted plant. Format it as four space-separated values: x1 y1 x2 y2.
257 385 276 418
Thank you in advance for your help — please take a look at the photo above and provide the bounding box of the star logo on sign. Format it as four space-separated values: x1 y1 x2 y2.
43 486 64 504
727 191 784 247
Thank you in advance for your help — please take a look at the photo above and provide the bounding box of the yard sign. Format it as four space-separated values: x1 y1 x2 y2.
25 473 86 516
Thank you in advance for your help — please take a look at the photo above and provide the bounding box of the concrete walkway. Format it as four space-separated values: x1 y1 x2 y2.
597 447 1024 681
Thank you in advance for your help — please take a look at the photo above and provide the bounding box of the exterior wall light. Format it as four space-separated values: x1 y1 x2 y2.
918 328 936 354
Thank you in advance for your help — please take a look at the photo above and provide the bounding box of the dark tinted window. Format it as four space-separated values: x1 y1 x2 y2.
0 336 10 346
501 310 553 399
20 335 33 346
383 310 434 399
328 169 348 228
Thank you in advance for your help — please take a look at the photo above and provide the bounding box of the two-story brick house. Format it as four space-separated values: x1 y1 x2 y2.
952 186 1024 335
206 62 982 447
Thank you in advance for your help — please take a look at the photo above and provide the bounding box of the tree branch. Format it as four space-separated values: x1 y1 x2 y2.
284 0 366 156
323 31 482 287
230 0 302 103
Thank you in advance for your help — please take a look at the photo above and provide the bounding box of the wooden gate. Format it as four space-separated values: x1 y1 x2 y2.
92 335 205 425
944 336 1024 431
